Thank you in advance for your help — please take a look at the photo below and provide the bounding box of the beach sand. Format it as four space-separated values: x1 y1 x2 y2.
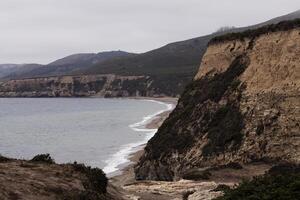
109 97 179 199
110 97 177 187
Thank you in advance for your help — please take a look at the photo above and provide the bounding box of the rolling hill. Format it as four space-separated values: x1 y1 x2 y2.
1 10 300 97
81 10 300 77
3 51 134 80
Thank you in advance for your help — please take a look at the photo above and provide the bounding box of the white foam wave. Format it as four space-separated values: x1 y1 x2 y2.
103 99 174 175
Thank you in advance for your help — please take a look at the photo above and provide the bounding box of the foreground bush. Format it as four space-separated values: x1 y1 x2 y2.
215 164 300 200
72 162 108 194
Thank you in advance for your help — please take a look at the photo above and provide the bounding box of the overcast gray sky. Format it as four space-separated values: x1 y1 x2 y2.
0 0 299 64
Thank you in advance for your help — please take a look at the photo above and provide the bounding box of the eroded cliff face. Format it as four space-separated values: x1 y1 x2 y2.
135 22 300 181
0 74 178 97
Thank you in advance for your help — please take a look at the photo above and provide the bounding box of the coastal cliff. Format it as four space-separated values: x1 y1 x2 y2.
0 74 182 97
135 20 300 181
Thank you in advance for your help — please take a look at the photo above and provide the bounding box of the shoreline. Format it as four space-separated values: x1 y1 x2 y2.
109 97 177 186
105 97 177 178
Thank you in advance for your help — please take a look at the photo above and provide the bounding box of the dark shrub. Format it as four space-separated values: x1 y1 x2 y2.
202 105 244 156
0 155 11 162
268 163 300 176
182 191 195 200
214 165 300 200
30 154 55 164
72 162 108 194
212 184 231 192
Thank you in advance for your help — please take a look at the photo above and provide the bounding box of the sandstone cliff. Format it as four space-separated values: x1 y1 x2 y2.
0 74 180 97
135 20 300 181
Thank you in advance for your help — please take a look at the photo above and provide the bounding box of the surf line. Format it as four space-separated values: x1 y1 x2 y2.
103 99 174 175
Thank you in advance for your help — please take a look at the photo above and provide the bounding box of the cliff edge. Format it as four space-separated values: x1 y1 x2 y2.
0 154 122 200
0 74 185 98
135 19 300 181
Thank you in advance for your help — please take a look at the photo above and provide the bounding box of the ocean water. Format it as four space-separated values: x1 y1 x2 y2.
0 98 173 175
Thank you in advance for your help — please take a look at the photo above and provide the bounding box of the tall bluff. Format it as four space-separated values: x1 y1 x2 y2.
0 74 177 97
135 20 300 181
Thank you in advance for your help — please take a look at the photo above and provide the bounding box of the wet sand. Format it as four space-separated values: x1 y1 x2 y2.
109 97 179 200
110 97 177 187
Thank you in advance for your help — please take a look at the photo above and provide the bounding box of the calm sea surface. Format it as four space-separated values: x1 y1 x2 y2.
0 98 171 174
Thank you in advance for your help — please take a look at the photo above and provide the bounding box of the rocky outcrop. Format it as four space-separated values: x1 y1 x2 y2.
0 74 179 97
135 20 300 181
0 154 122 200
123 180 223 200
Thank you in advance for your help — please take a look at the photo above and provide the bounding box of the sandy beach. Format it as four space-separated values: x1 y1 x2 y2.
109 97 179 199
110 97 178 185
